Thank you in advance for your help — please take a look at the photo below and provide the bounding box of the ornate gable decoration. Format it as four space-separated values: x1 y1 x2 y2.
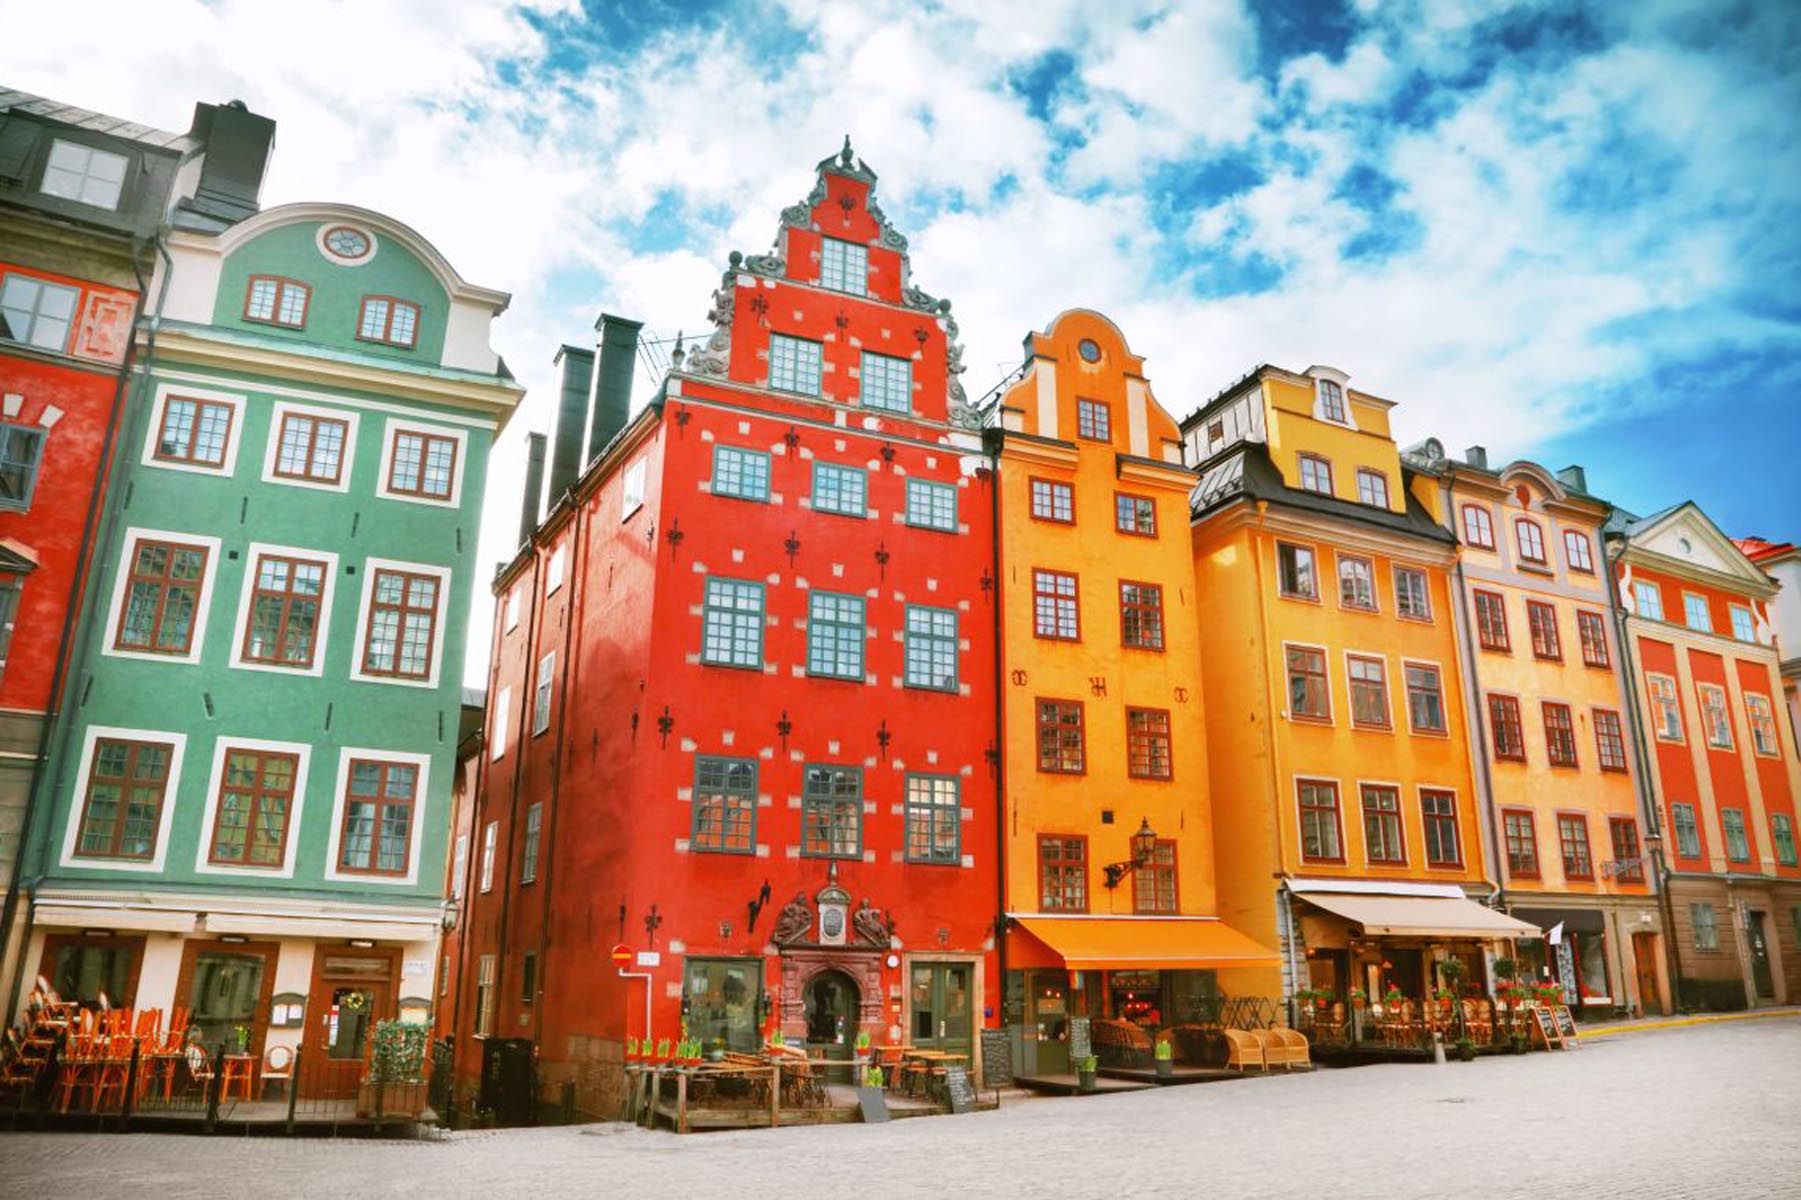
1631 504 1774 592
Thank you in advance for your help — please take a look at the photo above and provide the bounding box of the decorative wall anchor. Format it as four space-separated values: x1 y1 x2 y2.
644 904 663 945
1010 668 1029 686
984 742 1000 774
645 519 656 547
630 708 640 744
879 442 896 466
874 541 890 578
979 568 994 596
748 879 772 933
784 530 801 566
1089 676 1108 697
784 425 801 450
876 719 892 761
674 405 691 433
914 325 930 347
666 518 685 554
749 293 770 324
834 307 850 331
838 191 857 215
656 705 674 748
777 709 793 752
1173 685 1190 703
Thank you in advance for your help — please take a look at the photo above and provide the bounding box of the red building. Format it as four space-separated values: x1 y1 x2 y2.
449 142 999 1119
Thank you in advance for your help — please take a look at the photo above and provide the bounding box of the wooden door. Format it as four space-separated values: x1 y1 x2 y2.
1748 912 1775 1000
304 949 399 1099
1632 933 1662 1014
910 962 973 1059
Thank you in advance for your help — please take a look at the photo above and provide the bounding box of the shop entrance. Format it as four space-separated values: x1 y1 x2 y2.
174 939 278 1060
1632 933 1663 1014
1747 911 1775 1000
1384 948 1425 998
1025 971 1070 1074
305 949 399 1099
803 970 858 1080
910 962 972 1062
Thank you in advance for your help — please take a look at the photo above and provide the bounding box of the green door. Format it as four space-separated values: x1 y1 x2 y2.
910 962 973 1060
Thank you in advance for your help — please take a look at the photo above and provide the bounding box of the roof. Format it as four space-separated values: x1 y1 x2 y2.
1191 441 1456 544
1178 362 1272 430
0 85 197 153
1603 501 1682 539
1737 536 1798 563
1010 915 1279 971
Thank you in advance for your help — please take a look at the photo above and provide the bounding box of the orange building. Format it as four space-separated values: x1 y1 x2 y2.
1184 364 1534 1023
986 312 1273 1075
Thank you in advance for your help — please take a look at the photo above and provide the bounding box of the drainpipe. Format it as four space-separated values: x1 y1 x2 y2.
986 434 1008 1041
1245 501 1298 1011
1 231 164 1029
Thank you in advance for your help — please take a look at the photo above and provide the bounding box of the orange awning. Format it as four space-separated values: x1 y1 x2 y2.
1011 916 1280 970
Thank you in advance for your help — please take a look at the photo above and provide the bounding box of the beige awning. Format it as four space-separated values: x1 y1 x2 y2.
1299 892 1540 939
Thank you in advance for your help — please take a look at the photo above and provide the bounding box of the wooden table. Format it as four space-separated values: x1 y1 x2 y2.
898 1049 967 1099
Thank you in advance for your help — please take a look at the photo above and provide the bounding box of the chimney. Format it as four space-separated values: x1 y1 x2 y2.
586 312 643 466
1464 445 1488 470
518 432 547 548
185 100 276 223
1556 464 1588 493
546 345 595 503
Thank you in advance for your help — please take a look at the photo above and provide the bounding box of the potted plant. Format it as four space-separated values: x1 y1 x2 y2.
862 1065 885 1088
358 1019 430 1119
654 1037 672 1064
1153 1037 1175 1081
624 1035 639 1065
1455 1036 1477 1063
1076 1054 1099 1093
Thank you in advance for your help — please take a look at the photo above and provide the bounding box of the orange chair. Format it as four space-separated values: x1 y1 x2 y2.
92 1034 136 1111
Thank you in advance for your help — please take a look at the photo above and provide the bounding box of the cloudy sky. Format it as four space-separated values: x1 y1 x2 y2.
12 0 1800 681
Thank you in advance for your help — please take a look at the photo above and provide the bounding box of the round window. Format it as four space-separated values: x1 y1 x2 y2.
323 226 371 259
1679 537 1692 554
1078 338 1102 363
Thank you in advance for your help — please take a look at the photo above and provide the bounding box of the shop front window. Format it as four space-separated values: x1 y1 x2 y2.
48 938 139 1006
683 958 763 1053
188 952 265 1050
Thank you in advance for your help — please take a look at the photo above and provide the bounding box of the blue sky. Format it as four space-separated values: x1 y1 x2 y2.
14 0 1800 667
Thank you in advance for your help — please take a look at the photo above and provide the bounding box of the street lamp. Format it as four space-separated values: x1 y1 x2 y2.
1103 819 1159 889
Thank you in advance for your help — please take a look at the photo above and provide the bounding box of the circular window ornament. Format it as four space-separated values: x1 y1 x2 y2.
1078 338 1102 363
317 223 377 266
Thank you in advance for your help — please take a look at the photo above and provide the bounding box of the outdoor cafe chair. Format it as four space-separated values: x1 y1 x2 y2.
260 1044 295 1101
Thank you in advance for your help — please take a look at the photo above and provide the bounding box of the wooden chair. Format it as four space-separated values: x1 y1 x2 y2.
1223 1028 1264 1072
56 1031 102 1111
184 1043 215 1097
260 1044 295 1101
1462 1000 1494 1044
93 1033 136 1111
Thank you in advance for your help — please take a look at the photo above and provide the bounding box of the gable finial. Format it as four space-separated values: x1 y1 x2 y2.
840 135 854 166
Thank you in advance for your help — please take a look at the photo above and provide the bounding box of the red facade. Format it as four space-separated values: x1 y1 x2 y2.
450 146 999 1116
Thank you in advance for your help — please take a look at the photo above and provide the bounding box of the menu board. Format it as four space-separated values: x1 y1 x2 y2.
1553 1005 1579 1047
944 1066 976 1114
1068 1017 1092 1062
980 1028 1013 1087
855 1085 890 1123
1532 1007 1562 1049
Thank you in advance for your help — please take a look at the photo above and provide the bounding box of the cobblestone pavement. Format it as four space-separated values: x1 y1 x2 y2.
5 1017 1799 1200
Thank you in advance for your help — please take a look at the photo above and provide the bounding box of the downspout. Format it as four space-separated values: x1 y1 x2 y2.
1245 501 1302 1012
987 433 1007 1043
1 231 163 1029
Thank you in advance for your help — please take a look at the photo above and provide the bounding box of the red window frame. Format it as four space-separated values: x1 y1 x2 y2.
153 395 234 468
1394 565 1432 621
73 737 173 861
1577 610 1610 667
1118 580 1164 651
1285 644 1331 723
1297 452 1334 496
113 538 208 655
336 758 419 877
1032 569 1080 641
1473 589 1510 651
1593 708 1629 772
387 429 458 501
1461 504 1495 549
1125 707 1173 780
1114 492 1157 537
1488 694 1526 761
1563 529 1595 573
1526 600 1562 660
1543 702 1579 767
1502 808 1540 879
1347 654 1391 730
1557 812 1594 880
1038 835 1088 912
1076 398 1111 441
1515 518 1548 565
1404 661 1447 734
207 746 299 867
1355 468 1390 508
361 568 440 680
356 294 421 349
1609 817 1645 882
1421 789 1463 868
1028 476 1074 524
1132 839 1178 915
1276 541 1319 602
242 274 310 329
1035 698 1085 774
272 411 350 485
1337 553 1378 612
1361 784 1407 864
1297 779 1345 864
240 553 328 669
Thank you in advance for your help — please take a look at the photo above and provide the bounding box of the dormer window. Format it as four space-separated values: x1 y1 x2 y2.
1077 398 1111 441
357 297 419 349
819 237 868 296
245 276 310 329
1297 453 1333 496
1317 379 1347 423
40 139 128 211
1356 468 1389 508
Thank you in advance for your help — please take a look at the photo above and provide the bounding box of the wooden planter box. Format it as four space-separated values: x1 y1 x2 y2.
357 1080 428 1119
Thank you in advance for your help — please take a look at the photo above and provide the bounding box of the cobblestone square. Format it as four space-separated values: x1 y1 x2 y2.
5 1019 1799 1199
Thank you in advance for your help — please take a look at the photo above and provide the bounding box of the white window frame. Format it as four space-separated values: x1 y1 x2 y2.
1698 683 1733 750
622 458 647 519
859 350 911 413
1729 604 1755 643
1313 376 1355 427
40 138 129 210
226 542 339 678
521 802 543 884
347 555 453 690
1633 581 1664 621
480 820 498 893
505 589 521 632
532 651 556 735
374 416 469 508
192 736 312 877
261 400 360 494
451 831 469 899
100 527 224 667
0 272 81 352
491 687 511 761
1355 468 1389 508
1682 592 1713 634
905 478 957 532
57 724 188 873
768 333 823 396
140 382 247 477
1746 693 1779 757
1647 673 1683 742
819 236 869 296
545 543 567 595
322 745 432 886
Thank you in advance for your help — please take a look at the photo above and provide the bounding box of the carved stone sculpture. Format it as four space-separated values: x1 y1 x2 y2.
772 892 813 944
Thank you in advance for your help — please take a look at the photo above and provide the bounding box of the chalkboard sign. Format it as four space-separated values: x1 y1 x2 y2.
1068 1017 1092 1062
855 1085 890 1123
943 1066 975 1115
980 1028 1013 1088
1553 1005 1579 1048
1532 1007 1561 1049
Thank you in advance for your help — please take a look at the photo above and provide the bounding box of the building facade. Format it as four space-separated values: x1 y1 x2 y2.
449 143 999 1119
1738 537 1800 749
10 200 520 1087
1606 504 1801 1009
986 310 1273 1075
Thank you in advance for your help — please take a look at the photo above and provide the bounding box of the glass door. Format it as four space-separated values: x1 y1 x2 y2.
188 952 266 1054
910 962 973 1060
1748 912 1775 999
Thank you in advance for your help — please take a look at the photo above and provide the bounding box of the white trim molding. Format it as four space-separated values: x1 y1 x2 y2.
140 381 248 477
374 416 470 509
192 735 314 878
323 745 433 887
226 542 341 678
99 527 224 667
259 398 361 494
58 724 189 874
348 555 454 691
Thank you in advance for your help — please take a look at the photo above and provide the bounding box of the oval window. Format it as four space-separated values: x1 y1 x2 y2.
323 226 371 259
1078 338 1102 362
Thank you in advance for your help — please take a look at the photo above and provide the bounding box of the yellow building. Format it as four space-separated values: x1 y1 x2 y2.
1184 364 1535 1028
1404 445 1666 1016
988 311 1273 1076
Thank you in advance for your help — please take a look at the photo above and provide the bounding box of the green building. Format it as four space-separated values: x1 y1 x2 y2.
11 202 519 1071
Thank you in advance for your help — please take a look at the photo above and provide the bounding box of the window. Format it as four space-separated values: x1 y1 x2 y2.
41 139 128 209
812 462 867 516
1338 555 1377 611
1672 803 1701 859
1277 542 1318 600
1773 815 1797 868
768 333 823 395
338 760 419 876
1558 814 1593 879
801 765 862 859
1609 818 1645 882
115 539 208 655
1647 674 1683 741
903 605 958 691
1691 903 1719 951
475 956 496 1036
479 821 498 891
1394 566 1430 620
820 237 868 295
1347 655 1390 730
520 802 542 883
1747 694 1780 756
1421 790 1461 867
1361 785 1406 864
520 952 537 1004
1405 663 1446 734
0 574 17 687
1473 590 1510 651
207 748 296 867
0 274 78 352
1526 601 1562 660
1577 611 1610 667
1298 781 1343 862
701 578 764 668
1461 504 1495 549
1033 570 1080 641
905 479 956 531
1126 708 1173 780
387 430 456 500
451 832 469 900
1722 809 1750 862
505 590 521 632
1286 645 1330 721
1119 581 1164 650
74 737 172 860
1563 530 1594 573
1543 702 1579 767
1698 684 1733 749
860 351 910 412
1730 604 1755 643
1207 420 1224 449
712 445 770 501
1356 469 1389 508
1115 493 1156 536
545 546 566 594
244 276 309 328
1683 593 1712 633
1593 708 1629 771
691 756 756 853
273 412 348 484
808 592 866 681
356 296 420 348
1030 478 1074 523
1503 810 1539 878
490 689 510 761
362 569 440 680
1036 699 1085 774
154 396 233 468
1515 519 1547 565
622 459 647 517
1133 840 1178 915
904 774 960 864
1633 581 1664 621
1038 836 1087 912
1488 694 1526 761
1297 453 1333 496
1076 398 1110 441
532 652 556 734
241 554 326 668
1317 379 1347 422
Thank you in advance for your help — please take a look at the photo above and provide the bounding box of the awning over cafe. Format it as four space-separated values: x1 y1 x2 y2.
1010 915 1280 970
1295 889 1540 940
